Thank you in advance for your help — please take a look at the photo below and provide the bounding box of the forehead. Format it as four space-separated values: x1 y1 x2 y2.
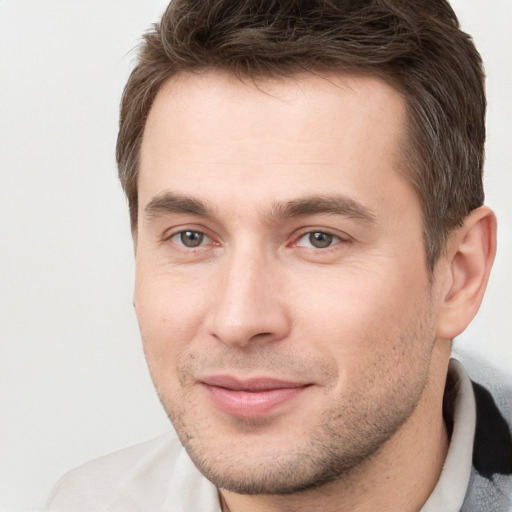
142 70 406 154
139 70 412 218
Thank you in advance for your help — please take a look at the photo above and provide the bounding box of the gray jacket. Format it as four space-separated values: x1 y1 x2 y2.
458 352 512 511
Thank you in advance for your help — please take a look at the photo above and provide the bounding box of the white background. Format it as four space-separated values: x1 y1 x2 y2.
0 1 511 511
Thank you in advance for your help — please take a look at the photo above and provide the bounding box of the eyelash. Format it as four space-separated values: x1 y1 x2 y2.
291 230 345 250
168 230 214 249
166 228 347 252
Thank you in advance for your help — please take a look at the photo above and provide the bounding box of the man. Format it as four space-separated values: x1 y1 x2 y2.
46 0 512 510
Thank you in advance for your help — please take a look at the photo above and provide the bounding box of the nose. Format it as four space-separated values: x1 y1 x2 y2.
205 248 291 348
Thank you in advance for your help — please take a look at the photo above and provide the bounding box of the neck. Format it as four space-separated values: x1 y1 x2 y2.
220 352 450 512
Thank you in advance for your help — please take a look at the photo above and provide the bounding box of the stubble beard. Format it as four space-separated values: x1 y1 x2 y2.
154 338 433 496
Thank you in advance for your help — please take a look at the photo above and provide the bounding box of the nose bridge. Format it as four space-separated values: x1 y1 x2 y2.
207 241 288 347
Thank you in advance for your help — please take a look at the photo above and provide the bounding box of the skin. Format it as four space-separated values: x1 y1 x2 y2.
134 70 496 512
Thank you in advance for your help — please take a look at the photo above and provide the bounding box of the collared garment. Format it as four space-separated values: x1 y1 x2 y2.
45 355 512 512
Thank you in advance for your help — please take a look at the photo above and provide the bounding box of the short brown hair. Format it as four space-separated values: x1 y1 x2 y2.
116 0 485 270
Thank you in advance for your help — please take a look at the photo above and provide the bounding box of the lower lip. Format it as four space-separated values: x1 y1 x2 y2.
202 384 309 418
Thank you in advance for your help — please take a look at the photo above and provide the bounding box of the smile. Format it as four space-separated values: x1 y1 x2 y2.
200 376 312 419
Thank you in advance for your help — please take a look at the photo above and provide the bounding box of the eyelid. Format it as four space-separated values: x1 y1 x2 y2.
290 228 351 249
163 226 217 248
173 230 209 247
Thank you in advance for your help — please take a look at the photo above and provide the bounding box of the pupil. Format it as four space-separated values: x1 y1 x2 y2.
309 232 333 248
181 231 203 247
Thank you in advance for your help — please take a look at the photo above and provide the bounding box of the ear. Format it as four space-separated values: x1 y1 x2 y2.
436 206 497 340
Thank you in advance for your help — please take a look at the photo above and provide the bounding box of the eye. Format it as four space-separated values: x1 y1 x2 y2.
295 231 341 249
171 230 209 248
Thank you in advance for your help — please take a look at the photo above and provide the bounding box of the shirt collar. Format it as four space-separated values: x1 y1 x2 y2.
420 358 476 512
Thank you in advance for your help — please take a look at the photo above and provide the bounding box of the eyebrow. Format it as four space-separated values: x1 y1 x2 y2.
144 192 214 221
143 192 377 224
269 195 377 224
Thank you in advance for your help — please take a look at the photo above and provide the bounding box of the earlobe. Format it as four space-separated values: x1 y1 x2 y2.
436 206 497 340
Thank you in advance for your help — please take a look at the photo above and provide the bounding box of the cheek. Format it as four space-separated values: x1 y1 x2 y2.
134 267 210 369
290 261 432 362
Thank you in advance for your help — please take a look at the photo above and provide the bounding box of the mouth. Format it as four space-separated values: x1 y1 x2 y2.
199 375 312 419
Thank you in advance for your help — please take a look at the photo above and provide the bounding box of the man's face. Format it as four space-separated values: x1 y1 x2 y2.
135 71 443 493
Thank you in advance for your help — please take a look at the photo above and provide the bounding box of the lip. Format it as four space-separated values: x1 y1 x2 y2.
200 376 311 419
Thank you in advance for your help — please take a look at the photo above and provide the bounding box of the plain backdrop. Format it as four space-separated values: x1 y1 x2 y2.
0 1 511 511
